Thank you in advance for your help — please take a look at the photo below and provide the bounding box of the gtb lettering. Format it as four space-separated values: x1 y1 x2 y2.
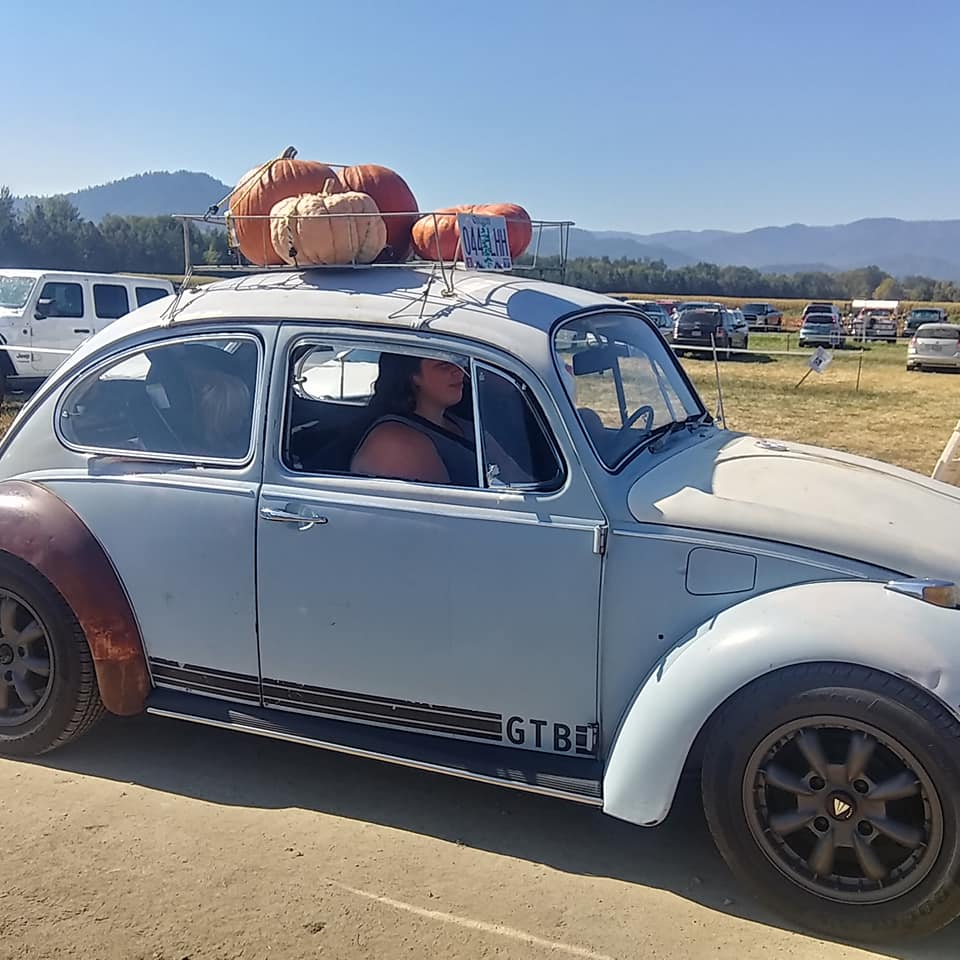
506 717 594 755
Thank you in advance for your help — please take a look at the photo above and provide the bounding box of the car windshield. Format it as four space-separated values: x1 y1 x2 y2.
554 312 705 469
0 276 36 309
913 310 940 318
742 303 764 312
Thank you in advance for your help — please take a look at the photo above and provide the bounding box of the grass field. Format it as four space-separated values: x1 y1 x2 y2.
677 334 957 475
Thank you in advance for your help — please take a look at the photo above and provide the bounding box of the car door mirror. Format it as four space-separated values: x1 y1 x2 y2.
34 297 54 320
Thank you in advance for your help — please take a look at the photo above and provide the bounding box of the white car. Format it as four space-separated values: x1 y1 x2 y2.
907 323 960 372
0 269 174 399
0 265 959 946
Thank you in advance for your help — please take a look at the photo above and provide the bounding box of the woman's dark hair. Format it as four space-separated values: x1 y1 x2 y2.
368 353 423 414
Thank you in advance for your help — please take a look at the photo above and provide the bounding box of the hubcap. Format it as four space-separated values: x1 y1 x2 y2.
744 718 942 904
0 591 54 727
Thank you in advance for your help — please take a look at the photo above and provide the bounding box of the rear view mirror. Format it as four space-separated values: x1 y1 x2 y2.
34 297 54 319
572 343 627 376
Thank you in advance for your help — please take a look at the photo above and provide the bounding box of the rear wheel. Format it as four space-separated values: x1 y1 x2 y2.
0 559 104 757
701 664 960 942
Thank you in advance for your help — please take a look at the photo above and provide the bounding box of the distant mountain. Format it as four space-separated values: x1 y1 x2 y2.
13 172 960 280
16 171 233 221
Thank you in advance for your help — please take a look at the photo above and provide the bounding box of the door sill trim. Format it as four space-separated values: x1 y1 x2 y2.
146 704 603 806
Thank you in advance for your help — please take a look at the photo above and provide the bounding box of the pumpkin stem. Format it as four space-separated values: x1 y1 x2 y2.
281 146 298 159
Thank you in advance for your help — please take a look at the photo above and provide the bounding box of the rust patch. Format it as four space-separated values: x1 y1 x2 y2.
0 480 149 715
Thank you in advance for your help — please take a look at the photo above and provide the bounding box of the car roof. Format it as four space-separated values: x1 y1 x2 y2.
66 267 625 360
917 323 960 334
0 268 172 284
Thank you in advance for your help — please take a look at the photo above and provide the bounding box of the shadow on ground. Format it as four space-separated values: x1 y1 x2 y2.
29 713 960 959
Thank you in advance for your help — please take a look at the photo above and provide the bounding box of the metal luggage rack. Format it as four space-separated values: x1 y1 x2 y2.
173 209 574 292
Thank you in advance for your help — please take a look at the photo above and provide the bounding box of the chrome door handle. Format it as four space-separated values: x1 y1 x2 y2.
260 505 328 531
74 328 91 334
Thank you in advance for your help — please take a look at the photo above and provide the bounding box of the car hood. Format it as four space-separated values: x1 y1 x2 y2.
627 431 960 580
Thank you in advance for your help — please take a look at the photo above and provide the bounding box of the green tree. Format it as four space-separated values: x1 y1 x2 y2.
873 277 902 299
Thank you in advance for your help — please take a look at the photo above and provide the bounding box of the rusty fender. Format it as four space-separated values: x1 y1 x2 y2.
0 480 150 715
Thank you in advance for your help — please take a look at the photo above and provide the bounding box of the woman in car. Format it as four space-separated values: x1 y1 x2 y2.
350 353 478 485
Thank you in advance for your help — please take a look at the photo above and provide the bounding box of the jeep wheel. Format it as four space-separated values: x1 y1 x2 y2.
0 560 104 757
701 664 960 942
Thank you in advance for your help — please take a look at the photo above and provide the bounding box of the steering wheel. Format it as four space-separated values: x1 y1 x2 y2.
614 404 655 442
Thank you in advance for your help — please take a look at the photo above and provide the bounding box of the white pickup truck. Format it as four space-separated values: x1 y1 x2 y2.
0 270 174 400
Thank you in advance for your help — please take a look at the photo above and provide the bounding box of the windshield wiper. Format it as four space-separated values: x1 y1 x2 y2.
641 412 713 454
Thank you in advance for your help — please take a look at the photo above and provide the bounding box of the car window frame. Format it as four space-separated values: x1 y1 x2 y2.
279 333 569 496
54 330 265 467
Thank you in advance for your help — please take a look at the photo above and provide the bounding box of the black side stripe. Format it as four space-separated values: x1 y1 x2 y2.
149 659 261 702
261 679 502 735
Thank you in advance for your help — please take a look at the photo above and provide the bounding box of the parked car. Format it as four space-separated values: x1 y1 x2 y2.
906 323 960 372
850 309 898 343
1 266 960 943
904 307 949 335
673 300 723 319
740 302 783 331
798 312 846 348
629 301 674 341
0 269 174 401
802 302 842 324
673 307 749 357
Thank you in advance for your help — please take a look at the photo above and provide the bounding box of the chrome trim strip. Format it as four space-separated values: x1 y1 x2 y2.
145 706 603 806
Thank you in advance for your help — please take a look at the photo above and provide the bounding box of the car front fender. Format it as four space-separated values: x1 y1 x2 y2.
0 480 149 716
602 579 960 826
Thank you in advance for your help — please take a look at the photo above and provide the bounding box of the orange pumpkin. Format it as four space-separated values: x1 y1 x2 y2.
476 203 533 259
229 147 341 266
411 203 533 262
338 164 418 260
269 191 387 266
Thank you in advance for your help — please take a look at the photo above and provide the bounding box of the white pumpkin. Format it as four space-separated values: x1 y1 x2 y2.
269 191 387 265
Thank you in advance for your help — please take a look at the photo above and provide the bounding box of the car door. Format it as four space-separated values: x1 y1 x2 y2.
29 276 92 375
44 327 271 696
256 328 605 761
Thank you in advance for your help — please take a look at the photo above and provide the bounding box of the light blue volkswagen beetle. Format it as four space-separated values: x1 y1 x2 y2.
0 267 958 943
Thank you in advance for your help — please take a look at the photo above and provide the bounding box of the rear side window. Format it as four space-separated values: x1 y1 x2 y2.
38 282 83 318
93 283 130 320
136 286 170 307
920 326 960 340
58 335 261 462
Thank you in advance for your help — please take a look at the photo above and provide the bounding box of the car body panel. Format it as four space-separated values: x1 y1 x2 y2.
626 431 960 581
603 579 960 825
798 313 846 347
0 479 149 714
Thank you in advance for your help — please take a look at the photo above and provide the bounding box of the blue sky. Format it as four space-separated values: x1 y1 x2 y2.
2 0 958 233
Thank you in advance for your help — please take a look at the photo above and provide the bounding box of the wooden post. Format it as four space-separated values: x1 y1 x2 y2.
932 418 960 486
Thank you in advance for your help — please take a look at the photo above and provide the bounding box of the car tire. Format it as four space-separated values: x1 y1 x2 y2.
0 558 105 757
701 663 960 943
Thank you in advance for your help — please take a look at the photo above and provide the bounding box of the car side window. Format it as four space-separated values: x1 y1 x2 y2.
136 286 170 308
38 282 83 318
58 335 261 462
93 283 130 320
284 340 563 492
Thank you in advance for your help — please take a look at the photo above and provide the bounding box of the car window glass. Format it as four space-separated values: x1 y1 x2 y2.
59 335 260 461
475 365 563 489
555 313 702 468
38 281 83 318
93 283 130 320
286 342 478 488
136 286 170 307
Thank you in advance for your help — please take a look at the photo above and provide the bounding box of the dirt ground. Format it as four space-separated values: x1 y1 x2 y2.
2 715 959 960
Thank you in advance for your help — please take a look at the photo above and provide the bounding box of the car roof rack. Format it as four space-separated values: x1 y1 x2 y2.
172 206 574 296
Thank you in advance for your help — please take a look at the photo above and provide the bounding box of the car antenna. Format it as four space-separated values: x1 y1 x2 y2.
710 333 726 428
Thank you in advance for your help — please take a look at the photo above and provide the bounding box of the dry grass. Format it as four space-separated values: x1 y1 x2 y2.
678 340 957 475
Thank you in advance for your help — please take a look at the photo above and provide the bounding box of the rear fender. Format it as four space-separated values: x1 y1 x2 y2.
0 480 149 715
602 580 960 826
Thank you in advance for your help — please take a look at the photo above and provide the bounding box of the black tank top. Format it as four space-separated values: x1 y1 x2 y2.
356 413 478 487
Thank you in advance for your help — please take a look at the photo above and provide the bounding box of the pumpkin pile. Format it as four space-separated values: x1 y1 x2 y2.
227 146 533 267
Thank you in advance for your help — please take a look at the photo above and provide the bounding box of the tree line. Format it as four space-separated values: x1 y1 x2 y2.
4 186 960 303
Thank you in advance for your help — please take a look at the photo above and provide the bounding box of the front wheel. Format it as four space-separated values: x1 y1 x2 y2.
701 664 960 942
0 558 104 757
